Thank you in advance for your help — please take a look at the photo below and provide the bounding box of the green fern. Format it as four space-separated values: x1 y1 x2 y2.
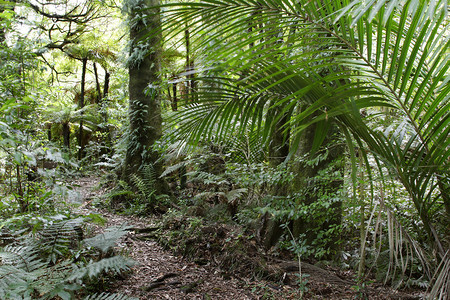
130 164 156 199
83 224 130 254
0 219 136 299
32 260 74 297
37 217 84 263
187 171 229 186
0 265 35 299
68 256 135 281
84 292 138 300
0 245 44 272
160 160 187 178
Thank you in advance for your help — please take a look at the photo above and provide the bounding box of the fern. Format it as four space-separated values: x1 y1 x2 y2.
0 245 44 272
130 164 156 199
37 217 84 264
83 224 130 254
187 171 229 186
0 219 136 299
225 188 248 204
68 256 135 281
0 265 34 299
160 160 187 178
32 260 74 297
84 292 138 300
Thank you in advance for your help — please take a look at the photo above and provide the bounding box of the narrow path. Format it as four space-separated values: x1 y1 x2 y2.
73 177 262 299
100 211 261 299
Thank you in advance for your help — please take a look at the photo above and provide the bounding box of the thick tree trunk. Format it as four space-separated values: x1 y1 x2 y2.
124 0 165 193
291 120 344 260
262 103 291 249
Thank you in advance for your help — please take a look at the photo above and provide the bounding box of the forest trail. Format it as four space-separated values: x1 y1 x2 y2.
72 177 424 300
73 177 262 299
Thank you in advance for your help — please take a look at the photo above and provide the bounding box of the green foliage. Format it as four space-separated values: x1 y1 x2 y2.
0 218 135 299
84 293 138 300
158 0 448 294
105 164 170 214
83 224 130 254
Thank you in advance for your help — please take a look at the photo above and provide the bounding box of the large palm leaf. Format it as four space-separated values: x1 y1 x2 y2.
159 0 449 267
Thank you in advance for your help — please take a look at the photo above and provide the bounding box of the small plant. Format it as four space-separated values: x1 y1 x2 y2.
351 280 371 300
283 224 309 299
250 283 277 300
106 164 170 215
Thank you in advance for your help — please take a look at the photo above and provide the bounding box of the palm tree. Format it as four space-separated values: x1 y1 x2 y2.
159 0 449 291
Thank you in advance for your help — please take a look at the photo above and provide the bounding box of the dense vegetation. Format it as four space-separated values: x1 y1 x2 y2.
0 0 448 299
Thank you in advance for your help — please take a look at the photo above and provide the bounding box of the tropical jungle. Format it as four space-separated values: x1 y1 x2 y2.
0 0 448 299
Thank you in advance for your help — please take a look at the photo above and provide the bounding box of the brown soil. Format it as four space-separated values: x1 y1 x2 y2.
72 177 426 300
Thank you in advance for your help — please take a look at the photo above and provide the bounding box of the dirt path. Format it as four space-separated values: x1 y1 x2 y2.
72 177 426 300
73 177 262 299
99 211 259 299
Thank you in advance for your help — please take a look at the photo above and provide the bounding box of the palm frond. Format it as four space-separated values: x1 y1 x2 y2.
160 0 448 242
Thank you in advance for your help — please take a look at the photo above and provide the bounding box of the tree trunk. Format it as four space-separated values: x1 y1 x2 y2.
124 0 165 193
185 27 196 102
93 62 102 104
291 119 344 260
78 57 87 160
262 102 291 249
103 71 110 99
46 123 52 141
101 70 112 153
171 82 178 111
62 122 70 150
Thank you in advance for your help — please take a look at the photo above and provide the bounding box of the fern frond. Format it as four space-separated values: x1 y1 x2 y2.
106 189 134 199
225 188 248 204
37 218 84 263
68 256 135 281
0 265 35 299
187 171 229 186
131 164 157 198
0 245 44 272
0 219 135 299
160 160 187 178
33 260 74 296
84 292 139 300
83 224 130 254
140 164 156 188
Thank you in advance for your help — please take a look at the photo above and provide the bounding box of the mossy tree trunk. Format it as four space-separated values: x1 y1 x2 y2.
291 118 344 259
262 102 291 249
123 0 165 193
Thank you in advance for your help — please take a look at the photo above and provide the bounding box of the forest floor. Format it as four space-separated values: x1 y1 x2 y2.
73 176 426 300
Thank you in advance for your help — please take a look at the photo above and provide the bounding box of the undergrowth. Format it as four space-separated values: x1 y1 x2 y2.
0 216 136 300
